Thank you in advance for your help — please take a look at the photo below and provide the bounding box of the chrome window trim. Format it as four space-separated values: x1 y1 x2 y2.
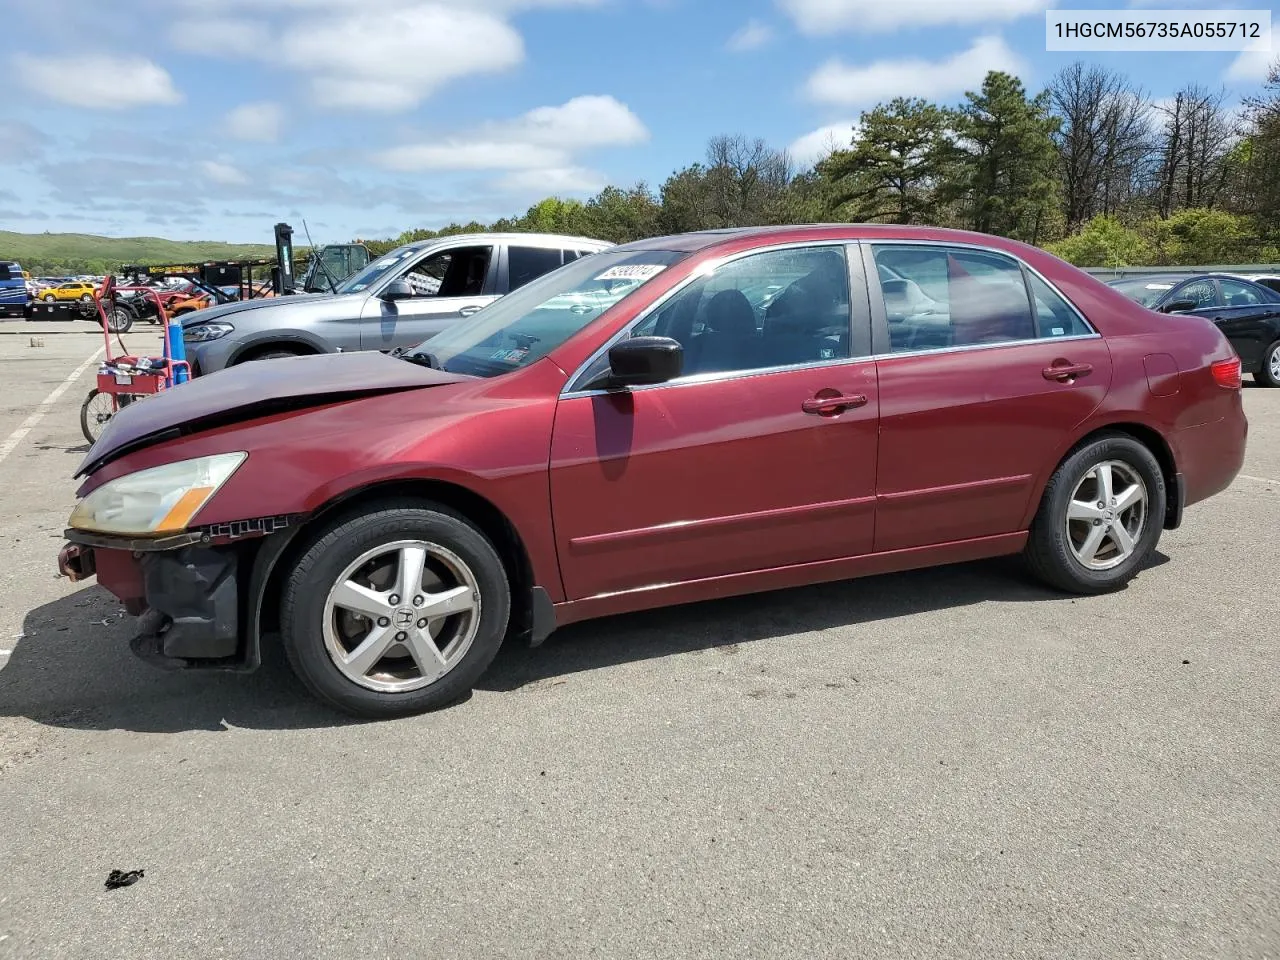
559 236 1103 400
560 238 862 397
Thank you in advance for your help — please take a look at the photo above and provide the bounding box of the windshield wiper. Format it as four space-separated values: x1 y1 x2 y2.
398 350 442 370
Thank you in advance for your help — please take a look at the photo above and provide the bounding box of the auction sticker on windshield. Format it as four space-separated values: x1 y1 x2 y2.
595 264 668 282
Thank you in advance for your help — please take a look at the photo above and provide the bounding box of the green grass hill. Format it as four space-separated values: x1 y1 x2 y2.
0 230 280 275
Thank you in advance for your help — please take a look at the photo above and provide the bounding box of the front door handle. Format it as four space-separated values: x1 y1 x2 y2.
459 305 483 316
1043 361 1093 382
802 393 868 415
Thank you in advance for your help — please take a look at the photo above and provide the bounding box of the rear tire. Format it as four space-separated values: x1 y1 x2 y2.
1255 340 1280 387
104 306 133 334
279 502 511 719
1024 434 1166 594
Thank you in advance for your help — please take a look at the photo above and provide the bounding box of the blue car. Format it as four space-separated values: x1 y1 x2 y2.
0 261 29 319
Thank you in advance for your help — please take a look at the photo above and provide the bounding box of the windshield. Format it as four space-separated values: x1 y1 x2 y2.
1109 278 1176 307
334 245 422 295
403 248 685 378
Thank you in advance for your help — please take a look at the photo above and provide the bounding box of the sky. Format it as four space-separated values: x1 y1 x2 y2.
0 0 1275 244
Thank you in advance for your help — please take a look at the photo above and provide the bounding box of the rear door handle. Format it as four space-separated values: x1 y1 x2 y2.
1043 361 1093 382
802 393 868 415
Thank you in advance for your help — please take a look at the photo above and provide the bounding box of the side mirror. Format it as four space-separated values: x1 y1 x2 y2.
381 278 414 302
607 336 683 387
1161 298 1198 314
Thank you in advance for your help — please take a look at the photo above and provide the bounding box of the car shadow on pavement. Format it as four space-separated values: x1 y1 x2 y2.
479 553 1170 693
2 585 358 734
1 553 1168 732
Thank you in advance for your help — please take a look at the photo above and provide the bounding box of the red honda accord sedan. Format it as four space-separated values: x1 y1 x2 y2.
57 225 1247 718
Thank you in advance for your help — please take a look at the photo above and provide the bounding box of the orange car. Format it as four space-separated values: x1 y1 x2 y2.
169 281 275 317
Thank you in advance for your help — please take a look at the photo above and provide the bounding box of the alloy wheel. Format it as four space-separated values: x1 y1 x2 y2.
321 540 481 693
1064 460 1148 571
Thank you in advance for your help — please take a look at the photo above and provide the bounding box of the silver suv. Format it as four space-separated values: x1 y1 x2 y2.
181 233 612 373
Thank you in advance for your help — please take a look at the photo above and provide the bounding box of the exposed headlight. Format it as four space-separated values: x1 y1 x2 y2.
69 452 247 536
183 322 235 342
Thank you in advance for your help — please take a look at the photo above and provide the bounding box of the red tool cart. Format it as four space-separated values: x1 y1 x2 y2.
79 275 191 444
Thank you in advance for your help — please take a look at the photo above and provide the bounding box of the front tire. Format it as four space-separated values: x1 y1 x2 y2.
1024 434 1166 594
43 293 55 302
279 502 511 719
1256 340 1280 387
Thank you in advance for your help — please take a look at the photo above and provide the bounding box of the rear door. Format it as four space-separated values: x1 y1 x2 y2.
360 243 498 351
867 242 1113 553
1204 278 1280 371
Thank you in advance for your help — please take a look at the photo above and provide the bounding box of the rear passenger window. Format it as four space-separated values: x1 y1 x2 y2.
562 249 581 263
1027 273 1093 337
874 245 1049 352
509 246 564 291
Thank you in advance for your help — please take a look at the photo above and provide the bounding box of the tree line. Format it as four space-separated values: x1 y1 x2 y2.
364 61 1280 268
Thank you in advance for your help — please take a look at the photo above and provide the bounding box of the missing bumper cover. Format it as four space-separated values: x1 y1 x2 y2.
136 545 240 663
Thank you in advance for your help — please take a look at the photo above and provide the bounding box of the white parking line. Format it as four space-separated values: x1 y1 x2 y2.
0 346 104 467
1240 474 1279 485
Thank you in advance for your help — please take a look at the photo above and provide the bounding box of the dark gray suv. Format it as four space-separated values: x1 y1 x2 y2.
181 233 612 373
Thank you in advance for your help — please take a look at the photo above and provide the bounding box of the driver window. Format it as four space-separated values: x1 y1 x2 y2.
630 245 854 377
403 245 492 298
1175 279 1217 308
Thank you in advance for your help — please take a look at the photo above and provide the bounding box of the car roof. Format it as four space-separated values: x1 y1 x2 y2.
611 223 1088 255
394 233 613 256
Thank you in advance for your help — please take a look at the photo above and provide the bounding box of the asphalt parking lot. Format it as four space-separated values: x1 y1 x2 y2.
0 318 1277 959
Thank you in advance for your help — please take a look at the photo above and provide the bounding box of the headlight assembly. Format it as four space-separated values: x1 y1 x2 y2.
183 322 235 342
69 452 247 536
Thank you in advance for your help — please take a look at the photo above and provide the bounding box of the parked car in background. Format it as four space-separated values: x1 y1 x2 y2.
179 233 612 373
41 280 98 302
1108 273 1280 386
1228 274 1280 296
60 224 1246 719
0 260 29 318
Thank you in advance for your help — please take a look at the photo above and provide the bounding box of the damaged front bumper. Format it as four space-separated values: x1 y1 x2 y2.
60 530 251 671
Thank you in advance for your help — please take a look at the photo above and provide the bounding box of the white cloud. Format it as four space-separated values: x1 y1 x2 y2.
778 0 1051 33
375 95 648 172
789 122 858 166
280 4 524 111
503 95 649 148
14 54 182 109
805 35 1024 106
380 142 568 172
225 101 284 141
168 17 271 55
1225 50 1276 85
496 166 608 194
727 19 774 51
199 160 250 185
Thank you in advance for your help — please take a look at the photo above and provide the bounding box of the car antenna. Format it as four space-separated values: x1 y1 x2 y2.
302 219 342 293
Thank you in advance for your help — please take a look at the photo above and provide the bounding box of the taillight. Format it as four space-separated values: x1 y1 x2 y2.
1210 357 1242 389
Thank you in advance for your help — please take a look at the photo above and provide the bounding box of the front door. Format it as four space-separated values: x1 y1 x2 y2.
867 243 1114 553
361 244 497 352
549 243 880 601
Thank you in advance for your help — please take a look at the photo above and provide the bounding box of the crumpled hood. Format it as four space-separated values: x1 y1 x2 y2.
178 291 342 327
76 351 472 477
